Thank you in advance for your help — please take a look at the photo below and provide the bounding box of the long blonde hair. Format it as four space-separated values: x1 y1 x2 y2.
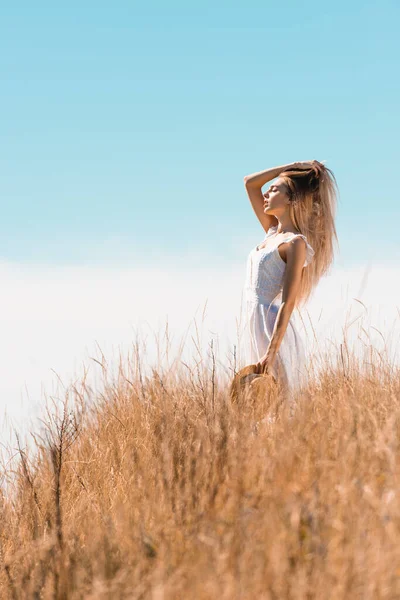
280 161 339 309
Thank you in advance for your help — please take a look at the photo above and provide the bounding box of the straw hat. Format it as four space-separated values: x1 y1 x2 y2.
229 363 278 406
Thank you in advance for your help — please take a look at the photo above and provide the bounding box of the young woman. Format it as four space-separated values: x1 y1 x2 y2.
242 159 339 400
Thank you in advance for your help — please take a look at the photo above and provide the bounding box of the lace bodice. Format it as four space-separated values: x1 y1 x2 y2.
244 224 315 305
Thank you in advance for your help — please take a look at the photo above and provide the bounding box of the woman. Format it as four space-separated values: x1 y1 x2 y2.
242 159 339 401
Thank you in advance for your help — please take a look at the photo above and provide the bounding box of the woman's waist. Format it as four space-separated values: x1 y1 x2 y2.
244 286 283 305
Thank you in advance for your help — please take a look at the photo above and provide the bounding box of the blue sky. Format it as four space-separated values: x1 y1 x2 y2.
1 1 400 446
1 0 399 267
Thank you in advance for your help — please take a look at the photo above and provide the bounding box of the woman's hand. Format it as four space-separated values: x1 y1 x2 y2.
255 352 277 377
292 160 326 170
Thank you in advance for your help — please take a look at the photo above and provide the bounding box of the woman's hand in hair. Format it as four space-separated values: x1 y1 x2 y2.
292 160 322 170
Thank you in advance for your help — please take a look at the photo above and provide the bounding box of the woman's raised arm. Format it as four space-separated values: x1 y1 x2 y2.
243 162 295 189
243 162 294 234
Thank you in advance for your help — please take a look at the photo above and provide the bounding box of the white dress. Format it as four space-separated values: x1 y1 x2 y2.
242 224 315 402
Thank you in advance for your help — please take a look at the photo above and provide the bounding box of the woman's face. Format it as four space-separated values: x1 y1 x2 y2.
262 178 290 215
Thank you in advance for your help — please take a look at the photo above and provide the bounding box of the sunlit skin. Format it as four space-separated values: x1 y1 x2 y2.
262 178 301 237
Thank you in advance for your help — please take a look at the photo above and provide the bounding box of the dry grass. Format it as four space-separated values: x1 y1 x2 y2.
0 313 400 599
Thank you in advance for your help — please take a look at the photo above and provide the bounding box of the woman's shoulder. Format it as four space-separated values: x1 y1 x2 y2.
286 233 315 267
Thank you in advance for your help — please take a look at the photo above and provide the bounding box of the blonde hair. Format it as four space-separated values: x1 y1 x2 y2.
280 161 339 309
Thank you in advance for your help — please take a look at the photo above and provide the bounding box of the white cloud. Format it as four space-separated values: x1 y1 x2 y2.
0 257 399 448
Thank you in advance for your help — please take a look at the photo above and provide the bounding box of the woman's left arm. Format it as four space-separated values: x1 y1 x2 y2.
256 238 307 374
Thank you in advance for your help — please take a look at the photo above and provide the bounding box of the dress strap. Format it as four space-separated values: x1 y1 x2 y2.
261 224 279 241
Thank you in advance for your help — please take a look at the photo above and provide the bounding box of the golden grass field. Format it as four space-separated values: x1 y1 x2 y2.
0 315 399 599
